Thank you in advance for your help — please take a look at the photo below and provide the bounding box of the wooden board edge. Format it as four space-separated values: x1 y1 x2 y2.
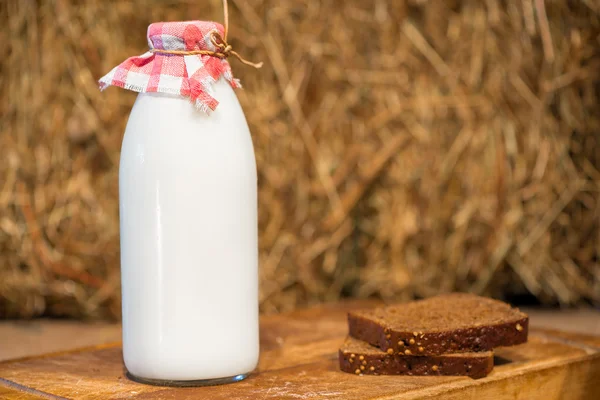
377 352 600 400
0 342 121 366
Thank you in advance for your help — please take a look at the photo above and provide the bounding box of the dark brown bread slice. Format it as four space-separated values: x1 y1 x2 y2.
348 293 528 356
339 336 494 379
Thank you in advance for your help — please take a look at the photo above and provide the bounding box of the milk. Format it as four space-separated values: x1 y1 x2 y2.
119 79 259 384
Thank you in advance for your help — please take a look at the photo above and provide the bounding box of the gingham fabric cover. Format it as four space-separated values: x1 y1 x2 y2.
98 21 240 113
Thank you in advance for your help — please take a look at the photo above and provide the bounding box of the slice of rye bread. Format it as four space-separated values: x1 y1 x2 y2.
339 336 494 379
348 293 528 356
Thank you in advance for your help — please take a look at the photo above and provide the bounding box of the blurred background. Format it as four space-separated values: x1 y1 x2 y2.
1 0 599 320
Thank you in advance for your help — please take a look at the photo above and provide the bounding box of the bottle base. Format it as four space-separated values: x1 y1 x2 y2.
126 372 250 387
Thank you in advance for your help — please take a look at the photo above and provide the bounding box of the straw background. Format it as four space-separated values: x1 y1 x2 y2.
1 0 599 319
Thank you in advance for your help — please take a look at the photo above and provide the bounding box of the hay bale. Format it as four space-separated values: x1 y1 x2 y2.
1 0 599 319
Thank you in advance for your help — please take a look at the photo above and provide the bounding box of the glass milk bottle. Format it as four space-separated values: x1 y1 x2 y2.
99 20 259 386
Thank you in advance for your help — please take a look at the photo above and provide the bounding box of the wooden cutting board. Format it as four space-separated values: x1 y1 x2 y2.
0 302 599 400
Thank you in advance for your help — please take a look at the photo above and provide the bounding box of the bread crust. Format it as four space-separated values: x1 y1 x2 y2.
348 294 529 356
339 337 494 378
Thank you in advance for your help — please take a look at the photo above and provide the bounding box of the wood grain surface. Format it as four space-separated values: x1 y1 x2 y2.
0 302 599 400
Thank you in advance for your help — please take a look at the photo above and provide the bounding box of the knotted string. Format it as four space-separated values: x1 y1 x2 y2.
149 0 262 69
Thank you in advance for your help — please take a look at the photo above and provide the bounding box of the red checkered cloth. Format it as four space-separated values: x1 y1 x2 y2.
98 20 241 113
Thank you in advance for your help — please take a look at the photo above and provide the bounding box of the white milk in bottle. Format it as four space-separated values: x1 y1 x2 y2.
99 19 260 386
